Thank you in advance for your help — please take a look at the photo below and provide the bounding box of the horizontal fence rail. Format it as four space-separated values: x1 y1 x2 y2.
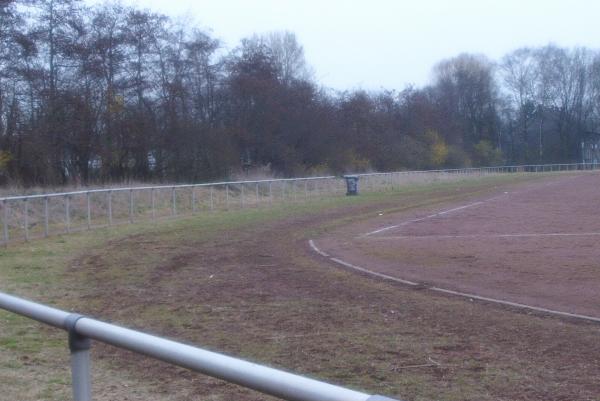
1 163 599 245
0 291 401 401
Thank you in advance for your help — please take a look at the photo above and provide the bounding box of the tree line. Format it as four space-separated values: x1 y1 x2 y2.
1 0 600 186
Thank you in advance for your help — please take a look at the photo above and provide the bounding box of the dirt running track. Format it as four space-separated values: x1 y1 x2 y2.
314 172 600 319
58 172 600 401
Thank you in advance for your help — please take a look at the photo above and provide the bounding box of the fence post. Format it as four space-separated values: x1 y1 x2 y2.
44 197 49 237
241 184 245 208
23 198 29 241
108 191 113 226
269 182 273 205
65 195 71 233
226 185 230 209
210 187 214 211
255 183 259 206
151 188 156 221
66 315 92 401
2 200 8 246
192 187 197 214
293 181 298 202
86 193 91 230
129 190 134 223
171 187 176 216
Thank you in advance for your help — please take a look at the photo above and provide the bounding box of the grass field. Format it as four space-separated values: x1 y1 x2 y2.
1 173 599 401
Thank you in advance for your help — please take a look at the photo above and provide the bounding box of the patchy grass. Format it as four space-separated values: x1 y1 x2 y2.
1 172 598 401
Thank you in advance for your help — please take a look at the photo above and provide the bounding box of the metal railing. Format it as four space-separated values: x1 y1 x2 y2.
0 291 401 401
1 163 598 245
0 175 340 245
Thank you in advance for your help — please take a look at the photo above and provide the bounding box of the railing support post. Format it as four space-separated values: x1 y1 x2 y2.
2 200 8 245
44 197 49 238
171 187 177 216
108 191 113 226
65 195 71 233
23 198 29 241
151 188 156 221
86 193 91 230
65 314 92 401
129 189 134 224
192 187 197 214
293 181 298 202
269 182 273 205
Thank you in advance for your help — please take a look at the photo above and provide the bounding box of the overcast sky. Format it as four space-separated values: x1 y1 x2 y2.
105 0 600 91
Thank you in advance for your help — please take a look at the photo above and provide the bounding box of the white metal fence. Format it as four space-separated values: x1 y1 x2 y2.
1 163 598 245
0 291 401 401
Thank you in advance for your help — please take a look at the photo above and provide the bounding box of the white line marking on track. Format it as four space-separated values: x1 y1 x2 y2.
308 239 600 324
365 224 399 236
368 232 600 240
308 239 330 257
329 257 419 286
430 287 600 323
437 201 483 215
363 201 486 236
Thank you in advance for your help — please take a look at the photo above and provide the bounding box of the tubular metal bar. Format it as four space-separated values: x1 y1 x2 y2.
0 163 595 203
66 314 92 401
0 292 402 401
70 348 92 401
0 175 337 202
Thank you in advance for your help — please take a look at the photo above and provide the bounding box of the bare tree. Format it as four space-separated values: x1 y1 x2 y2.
265 31 313 85
500 48 539 161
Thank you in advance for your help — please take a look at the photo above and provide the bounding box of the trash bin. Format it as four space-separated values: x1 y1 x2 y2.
344 175 359 196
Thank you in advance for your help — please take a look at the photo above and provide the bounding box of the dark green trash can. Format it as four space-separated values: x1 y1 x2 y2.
344 175 359 196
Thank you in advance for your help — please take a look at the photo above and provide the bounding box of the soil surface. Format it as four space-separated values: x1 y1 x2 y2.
62 174 600 401
316 172 600 318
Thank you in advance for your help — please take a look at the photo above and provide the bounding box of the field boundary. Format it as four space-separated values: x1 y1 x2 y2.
1 162 598 246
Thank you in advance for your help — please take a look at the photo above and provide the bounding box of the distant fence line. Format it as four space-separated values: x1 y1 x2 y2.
1 163 598 245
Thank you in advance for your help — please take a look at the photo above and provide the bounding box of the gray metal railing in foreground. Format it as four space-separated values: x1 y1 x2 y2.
1 162 599 246
0 291 401 401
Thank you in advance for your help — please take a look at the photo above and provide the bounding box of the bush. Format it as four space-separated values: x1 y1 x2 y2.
445 146 472 168
472 140 503 166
